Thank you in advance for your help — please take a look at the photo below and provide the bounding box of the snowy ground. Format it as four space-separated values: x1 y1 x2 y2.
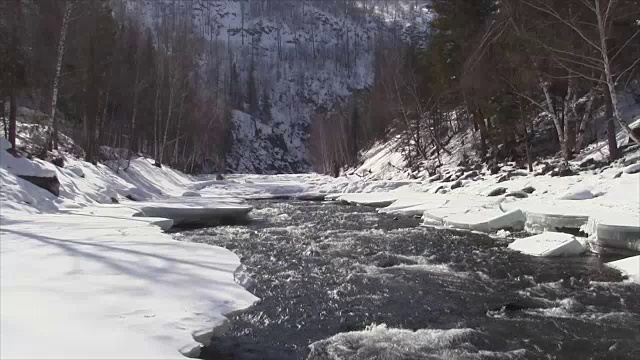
1 138 260 358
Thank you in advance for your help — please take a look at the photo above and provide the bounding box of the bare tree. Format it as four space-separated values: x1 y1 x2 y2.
518 0 640 154
48 0 77 150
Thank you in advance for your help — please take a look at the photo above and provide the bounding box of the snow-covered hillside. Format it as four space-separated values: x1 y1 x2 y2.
124 0 428 173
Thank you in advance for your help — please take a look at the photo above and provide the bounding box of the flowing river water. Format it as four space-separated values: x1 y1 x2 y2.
176 200 640 360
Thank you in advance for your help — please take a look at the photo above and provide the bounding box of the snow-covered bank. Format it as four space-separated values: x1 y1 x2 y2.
1 138 259 358
1 210 258 358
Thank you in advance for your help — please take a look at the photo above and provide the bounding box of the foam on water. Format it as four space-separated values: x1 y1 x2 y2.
308 324 528 360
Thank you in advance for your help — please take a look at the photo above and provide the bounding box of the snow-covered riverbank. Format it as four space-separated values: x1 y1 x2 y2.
1 139 259 358
1 128 639 358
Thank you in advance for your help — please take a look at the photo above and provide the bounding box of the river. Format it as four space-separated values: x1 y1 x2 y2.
176 200 640 360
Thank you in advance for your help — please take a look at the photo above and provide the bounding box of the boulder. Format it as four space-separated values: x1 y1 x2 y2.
509 170 528 177
550 167 576 177
461 171 478 180
487 187 507 197
521 186 536 194
182 191 202 197
18 175 61 196
427 173 442 182
450 180 463 190
535 162 554 176
505 191 528 199
497 174 510 183
579 158 596 168
51 157 65 168
623 163 640 174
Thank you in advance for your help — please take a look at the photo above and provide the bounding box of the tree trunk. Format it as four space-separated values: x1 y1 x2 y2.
595 0 640 146
85 35 98 164
9 92 17 149
542 81 567 160
474 109 488 158
575 90 595 152
1 100 7 140
603 84 618 161
48 0 73 150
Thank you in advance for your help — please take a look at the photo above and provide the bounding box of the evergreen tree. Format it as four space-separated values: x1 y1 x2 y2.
260 88 273 124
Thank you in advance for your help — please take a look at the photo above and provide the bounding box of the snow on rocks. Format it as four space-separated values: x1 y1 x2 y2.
66 164 85 178
623 162 640 174
182 190 202 197
1 138 56 178
508 232 586 257
606 256 640 282
558 187 598 200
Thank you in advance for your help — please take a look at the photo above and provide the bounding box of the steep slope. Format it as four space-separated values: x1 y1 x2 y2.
126 0 428 173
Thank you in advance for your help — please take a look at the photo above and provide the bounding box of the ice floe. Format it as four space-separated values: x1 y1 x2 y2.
508 232 586 257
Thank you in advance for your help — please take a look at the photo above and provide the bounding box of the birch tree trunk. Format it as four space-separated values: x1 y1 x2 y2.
48 0 74 150
594 0 640 146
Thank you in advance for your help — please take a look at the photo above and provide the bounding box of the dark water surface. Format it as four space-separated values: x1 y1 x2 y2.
176 200 640 360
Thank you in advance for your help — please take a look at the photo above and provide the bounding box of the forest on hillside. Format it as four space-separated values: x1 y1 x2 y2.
311 0 640 175
1 0 639 175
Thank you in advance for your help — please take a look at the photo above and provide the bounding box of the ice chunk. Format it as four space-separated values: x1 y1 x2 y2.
525 211 589 234
606 255 640 282
294 192 327 201
443 209 526 233
336 193 398 208
508 232 586 257
135 199 252 226
584 214 640 251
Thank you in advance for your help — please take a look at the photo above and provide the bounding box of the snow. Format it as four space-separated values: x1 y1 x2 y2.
1 137 259 359
508 232 586 257
606 256 640 282
1 211 258 359
0 138 57 178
